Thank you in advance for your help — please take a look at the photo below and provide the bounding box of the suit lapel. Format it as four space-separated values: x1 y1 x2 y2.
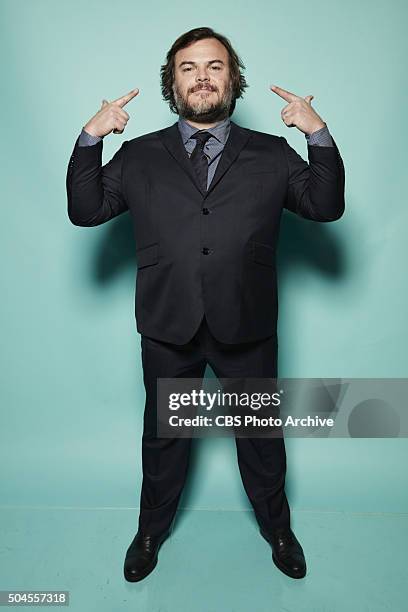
205 121 251 197
157 120 252 198
158 121 203 194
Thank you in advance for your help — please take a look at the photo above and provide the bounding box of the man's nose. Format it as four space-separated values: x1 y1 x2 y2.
196 69 210 81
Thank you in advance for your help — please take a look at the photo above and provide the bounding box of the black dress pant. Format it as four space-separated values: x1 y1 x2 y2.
137 315 291 537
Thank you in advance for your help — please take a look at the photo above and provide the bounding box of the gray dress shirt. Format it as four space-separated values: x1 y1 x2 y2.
78 114 334 190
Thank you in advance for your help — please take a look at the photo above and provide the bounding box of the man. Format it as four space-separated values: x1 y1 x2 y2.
66 26 345 582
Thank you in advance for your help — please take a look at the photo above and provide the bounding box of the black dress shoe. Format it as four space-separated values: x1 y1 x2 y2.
124 530 170 582
260 526 307 579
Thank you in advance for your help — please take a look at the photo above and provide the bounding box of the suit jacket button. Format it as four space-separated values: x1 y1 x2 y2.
202 247 210 255
202 207 210 215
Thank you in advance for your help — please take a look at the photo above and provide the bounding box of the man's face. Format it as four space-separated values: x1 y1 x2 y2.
172 37 234 123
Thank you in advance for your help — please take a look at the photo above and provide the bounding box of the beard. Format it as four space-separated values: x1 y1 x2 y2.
172 80 234 123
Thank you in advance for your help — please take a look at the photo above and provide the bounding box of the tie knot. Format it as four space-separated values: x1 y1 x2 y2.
191 130 212 149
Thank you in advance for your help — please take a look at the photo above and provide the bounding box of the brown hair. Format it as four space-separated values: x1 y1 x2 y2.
160 26 249 116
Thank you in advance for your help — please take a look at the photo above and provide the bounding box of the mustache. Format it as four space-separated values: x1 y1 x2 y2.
190 84 217 93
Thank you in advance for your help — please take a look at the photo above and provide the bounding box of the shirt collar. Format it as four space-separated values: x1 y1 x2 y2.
178 115 231 145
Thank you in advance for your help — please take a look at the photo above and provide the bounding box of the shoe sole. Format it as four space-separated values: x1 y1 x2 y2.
123 537 166 582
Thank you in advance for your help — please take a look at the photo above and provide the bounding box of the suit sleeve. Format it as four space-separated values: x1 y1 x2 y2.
280 135 345 221
66 135 129 226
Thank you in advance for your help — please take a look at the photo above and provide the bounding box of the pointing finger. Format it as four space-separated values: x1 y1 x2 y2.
304 95 314 104
112 88 140 108
270 84 298 102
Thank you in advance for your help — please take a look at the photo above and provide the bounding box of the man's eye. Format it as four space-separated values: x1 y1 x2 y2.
211 66 221 70
183 67 192 72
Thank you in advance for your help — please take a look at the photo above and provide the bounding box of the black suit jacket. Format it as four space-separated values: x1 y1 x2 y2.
66 120 345 344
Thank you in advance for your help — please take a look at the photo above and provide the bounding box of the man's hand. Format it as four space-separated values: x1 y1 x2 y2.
270 85 326 136
83 88 139 138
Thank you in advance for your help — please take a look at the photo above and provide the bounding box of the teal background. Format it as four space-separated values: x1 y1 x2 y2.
1 1 407 610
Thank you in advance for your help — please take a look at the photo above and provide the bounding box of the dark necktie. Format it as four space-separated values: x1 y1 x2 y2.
190 131 212 192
